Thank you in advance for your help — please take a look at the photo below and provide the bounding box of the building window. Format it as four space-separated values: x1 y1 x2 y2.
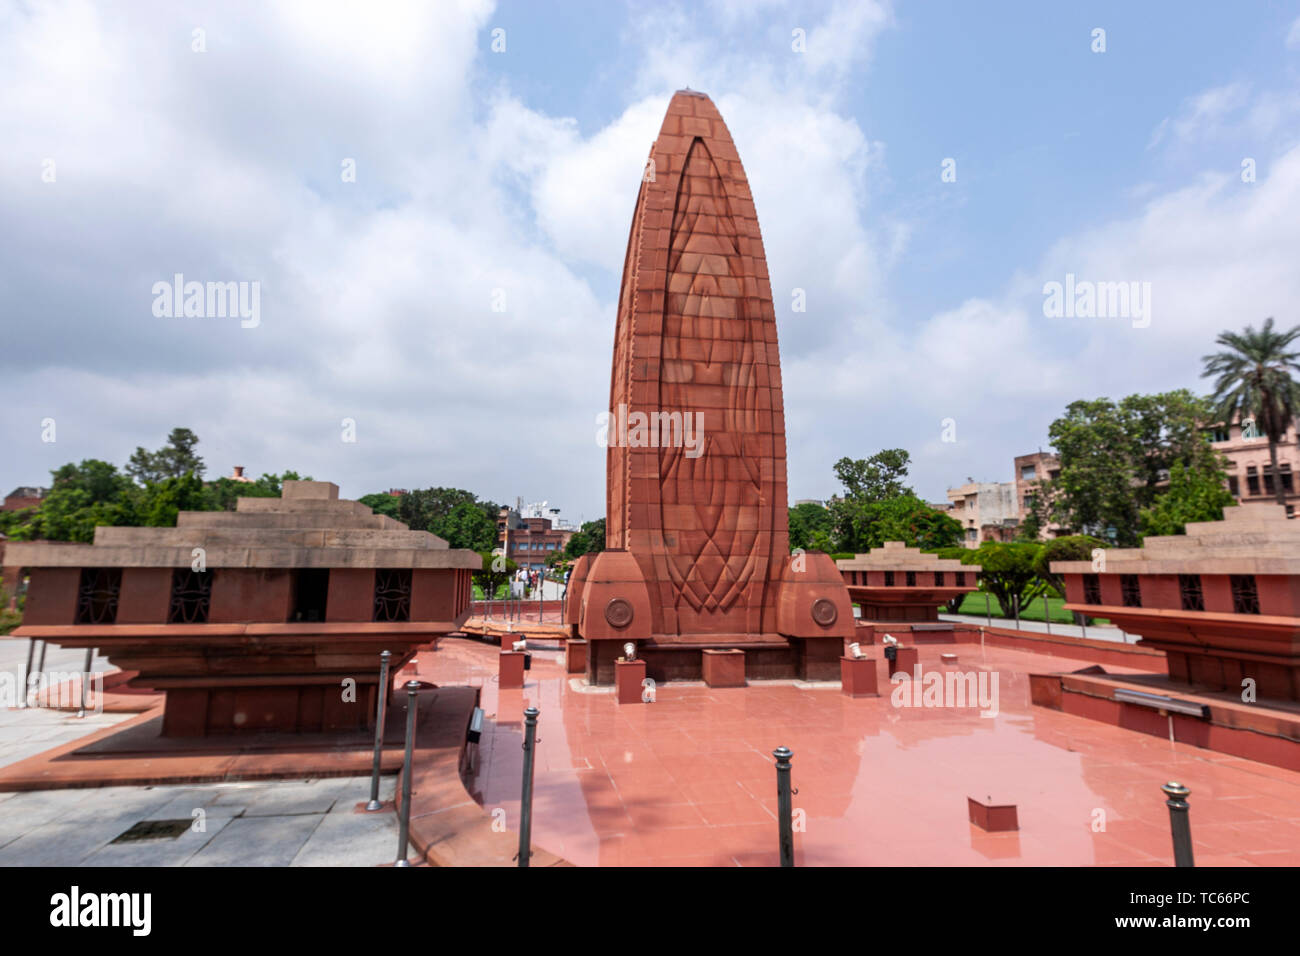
1120 574 1141 608
955 572 966 586
76 568 121 624
1048 469 1060 481
1247 467 1260 496
290 569 330 623
373 569 412 623
905 571 916 587
168 569 212 624
1282 465 1294 494
1208 426 1229 443
1230 575 1260 615
1263 466 1276 496
1082 574 1102 605
934 572 945 586
1228 475 1240 497
884 571 895 587
1179 574 1204 612
1020 465 1036 480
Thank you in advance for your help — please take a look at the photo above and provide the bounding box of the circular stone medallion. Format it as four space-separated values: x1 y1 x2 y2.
605 597 634 628
811 597 838 626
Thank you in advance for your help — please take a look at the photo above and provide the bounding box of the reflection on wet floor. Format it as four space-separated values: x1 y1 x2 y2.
426 637 1300 867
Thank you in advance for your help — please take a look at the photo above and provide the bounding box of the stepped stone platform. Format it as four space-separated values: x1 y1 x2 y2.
838 543 981 622
7 481 480 737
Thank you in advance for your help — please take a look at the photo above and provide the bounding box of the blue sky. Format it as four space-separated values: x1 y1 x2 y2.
3 0 1300 522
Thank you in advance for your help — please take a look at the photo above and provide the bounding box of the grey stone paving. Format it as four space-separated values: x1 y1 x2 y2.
1 634 401 867
0 776 400 867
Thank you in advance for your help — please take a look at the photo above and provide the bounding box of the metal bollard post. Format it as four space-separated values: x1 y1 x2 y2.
1043 594 1051 634
1162 782 1195 867
393 680 421 866
34 640 48 707
774 746 795 867
20 639 36 709
518 706 540 867
984 593 991 627
77 648 94 717
366 650 392 811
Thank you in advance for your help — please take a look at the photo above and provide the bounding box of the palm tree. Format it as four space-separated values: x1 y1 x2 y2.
1201 318 1300 507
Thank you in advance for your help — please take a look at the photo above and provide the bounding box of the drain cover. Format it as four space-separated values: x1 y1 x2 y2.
111 819 193 843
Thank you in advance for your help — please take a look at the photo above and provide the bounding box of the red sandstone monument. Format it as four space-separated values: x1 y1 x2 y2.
8 481 480 735
837 543 980 624
1052 503 1300 701
569 90 854 684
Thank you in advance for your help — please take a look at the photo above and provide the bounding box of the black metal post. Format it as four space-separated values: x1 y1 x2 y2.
366 650 392 811
394 680 420 866
77 648 94 717
1043 593 1051 634
20 639 36 709
984 592 991 627
518 706 540 867
1162 781 1194 867
774 746 794 867
34 640 47 708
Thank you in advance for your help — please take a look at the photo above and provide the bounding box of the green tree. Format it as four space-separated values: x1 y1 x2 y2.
827 449 958 552
1032 534 1105 625
33 460 139 542
139 473 207 528
438 500 498 551
1202 317 1300 507
832 449 912 501
1048 390 1224 545
473 550 517 601
871 494 963 551
1139 461 1237 537
564 518 607 558
126 427 205 484
969 541 1045 624
788 501 833 552
358 492 402 520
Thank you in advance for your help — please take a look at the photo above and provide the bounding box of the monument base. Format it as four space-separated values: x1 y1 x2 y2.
585 635 846 685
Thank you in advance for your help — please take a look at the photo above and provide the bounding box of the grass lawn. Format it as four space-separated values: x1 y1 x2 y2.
950 592 1106 625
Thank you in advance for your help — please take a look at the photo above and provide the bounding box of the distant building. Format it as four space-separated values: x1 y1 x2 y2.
498 501 575 570
3 486 47 511
946 480 1018 547
945 451 1066 547
1013 451 1066 538
1207 415 1299 518
226 465 254 483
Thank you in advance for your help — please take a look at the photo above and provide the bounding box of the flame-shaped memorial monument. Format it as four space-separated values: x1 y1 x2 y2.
567 90 854 684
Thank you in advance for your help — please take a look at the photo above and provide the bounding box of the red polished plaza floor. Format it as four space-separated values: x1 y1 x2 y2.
423 637 1300 867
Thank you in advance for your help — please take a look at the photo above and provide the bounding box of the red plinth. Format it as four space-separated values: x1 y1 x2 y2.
616 659 646 704
499 651 525 689
890 646 919 678
499 632 518 650
702 649 746 687
968 797 1019 832
566 639 587 674
840 656 879 698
